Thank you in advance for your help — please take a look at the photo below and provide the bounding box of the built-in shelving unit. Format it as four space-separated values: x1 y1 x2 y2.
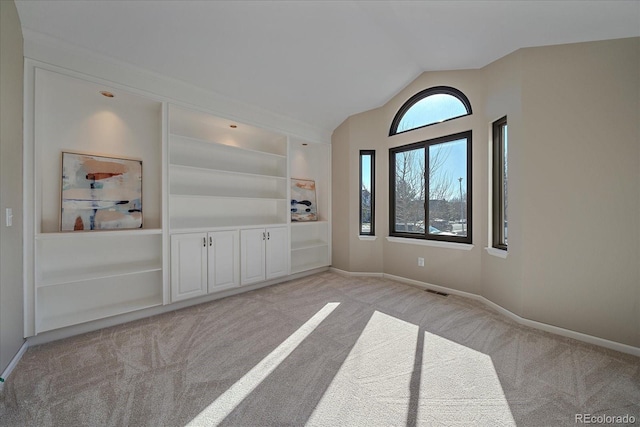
26 68 164 335
168 105 288 232
25 66 331 338
289 139 331 274
35 230 163 332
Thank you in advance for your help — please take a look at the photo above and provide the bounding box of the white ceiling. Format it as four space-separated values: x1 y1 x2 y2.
15 1 640 135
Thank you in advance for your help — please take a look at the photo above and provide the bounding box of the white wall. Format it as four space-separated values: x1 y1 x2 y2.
34 68 162 232
0 0 25 373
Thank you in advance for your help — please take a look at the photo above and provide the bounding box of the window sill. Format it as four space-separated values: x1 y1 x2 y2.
386 236 474 251
485 247 508 259
358 235 378 241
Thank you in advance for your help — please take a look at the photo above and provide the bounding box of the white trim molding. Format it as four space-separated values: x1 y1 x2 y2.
0 341 29 391
386 236 474 251
330 268 383 278
485 247 508 259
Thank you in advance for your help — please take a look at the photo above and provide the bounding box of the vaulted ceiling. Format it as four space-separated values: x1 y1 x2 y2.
15 1 640 134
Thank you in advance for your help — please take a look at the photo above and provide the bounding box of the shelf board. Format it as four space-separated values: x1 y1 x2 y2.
291 240 328 251
37 295 163 334
170 133 286 159
170 193 287 202
169 163 287 180
38 261 163 288
290 220 329 227
170 217 287 233
36 229 162 240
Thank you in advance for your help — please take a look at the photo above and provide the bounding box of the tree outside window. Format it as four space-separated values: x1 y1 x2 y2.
390 131 472 244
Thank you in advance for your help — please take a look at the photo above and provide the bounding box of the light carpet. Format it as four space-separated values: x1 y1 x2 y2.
1 272 638 426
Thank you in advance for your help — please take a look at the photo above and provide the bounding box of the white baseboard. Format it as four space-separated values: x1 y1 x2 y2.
330 267 383 278
368 273 639 358
0 341 29 391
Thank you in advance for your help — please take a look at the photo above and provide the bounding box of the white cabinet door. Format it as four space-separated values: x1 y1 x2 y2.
266 226 289 280
208 230 239 292
240 228 266 285
171 233 208 302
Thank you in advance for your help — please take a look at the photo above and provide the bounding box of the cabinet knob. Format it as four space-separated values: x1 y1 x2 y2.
267 231 270 240
209 236 212 246
203 237 206 247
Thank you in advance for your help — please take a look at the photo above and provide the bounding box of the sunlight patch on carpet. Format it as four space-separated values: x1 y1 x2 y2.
307 311 419 426
419 331 515 425
306 311 515 426
186 302 340 426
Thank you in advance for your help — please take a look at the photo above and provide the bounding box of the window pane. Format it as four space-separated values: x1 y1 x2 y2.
389 130 472 244
394 148 425 234
360 151 375 235
502 124 508 245
492 116 507 249
428 138 467 237
397 94 468 133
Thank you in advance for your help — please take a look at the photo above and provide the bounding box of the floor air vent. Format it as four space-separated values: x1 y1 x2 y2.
425 289 449 297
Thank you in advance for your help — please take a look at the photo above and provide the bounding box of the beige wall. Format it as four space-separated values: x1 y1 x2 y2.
332 37 640 348
518 38 639 346
331 118 351 271
0 0 25 372
481 50 525 316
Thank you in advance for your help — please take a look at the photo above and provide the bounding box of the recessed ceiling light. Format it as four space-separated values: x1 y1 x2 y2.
230 124 238 129
100 91 114 98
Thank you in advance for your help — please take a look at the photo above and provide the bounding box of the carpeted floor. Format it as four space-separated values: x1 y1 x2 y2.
1 271 638 426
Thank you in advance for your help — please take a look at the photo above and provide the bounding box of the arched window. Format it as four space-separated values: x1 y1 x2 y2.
389 86 472 136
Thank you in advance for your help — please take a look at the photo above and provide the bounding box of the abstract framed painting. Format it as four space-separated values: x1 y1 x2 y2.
61 152 143 231
291 178 317 221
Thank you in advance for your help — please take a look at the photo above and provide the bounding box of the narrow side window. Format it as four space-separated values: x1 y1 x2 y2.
360 150 375 235
492 116 508 250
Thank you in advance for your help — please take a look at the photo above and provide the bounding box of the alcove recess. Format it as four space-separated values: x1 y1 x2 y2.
289 138 331 274
30 68 163 333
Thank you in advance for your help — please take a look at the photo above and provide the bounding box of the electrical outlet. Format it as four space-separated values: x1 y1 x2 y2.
418 257 424 267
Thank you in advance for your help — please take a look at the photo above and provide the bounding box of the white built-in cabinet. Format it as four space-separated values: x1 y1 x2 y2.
170 230 239 302
25 66 330 337
240 227 289 285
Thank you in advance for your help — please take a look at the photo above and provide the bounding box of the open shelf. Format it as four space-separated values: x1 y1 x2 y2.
169 105 287 157
170 165 287 199
168 104 289 232
291 240 328 252
38 260 162 288
37 270 163 333
170 163 287 180
170 139 286 177
169 133 286 159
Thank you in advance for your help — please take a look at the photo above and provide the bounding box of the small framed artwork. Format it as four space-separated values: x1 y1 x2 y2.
291 178 317 221
61 152 143 231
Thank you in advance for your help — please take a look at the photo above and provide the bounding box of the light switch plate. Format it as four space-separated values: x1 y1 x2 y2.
6 208 12 227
